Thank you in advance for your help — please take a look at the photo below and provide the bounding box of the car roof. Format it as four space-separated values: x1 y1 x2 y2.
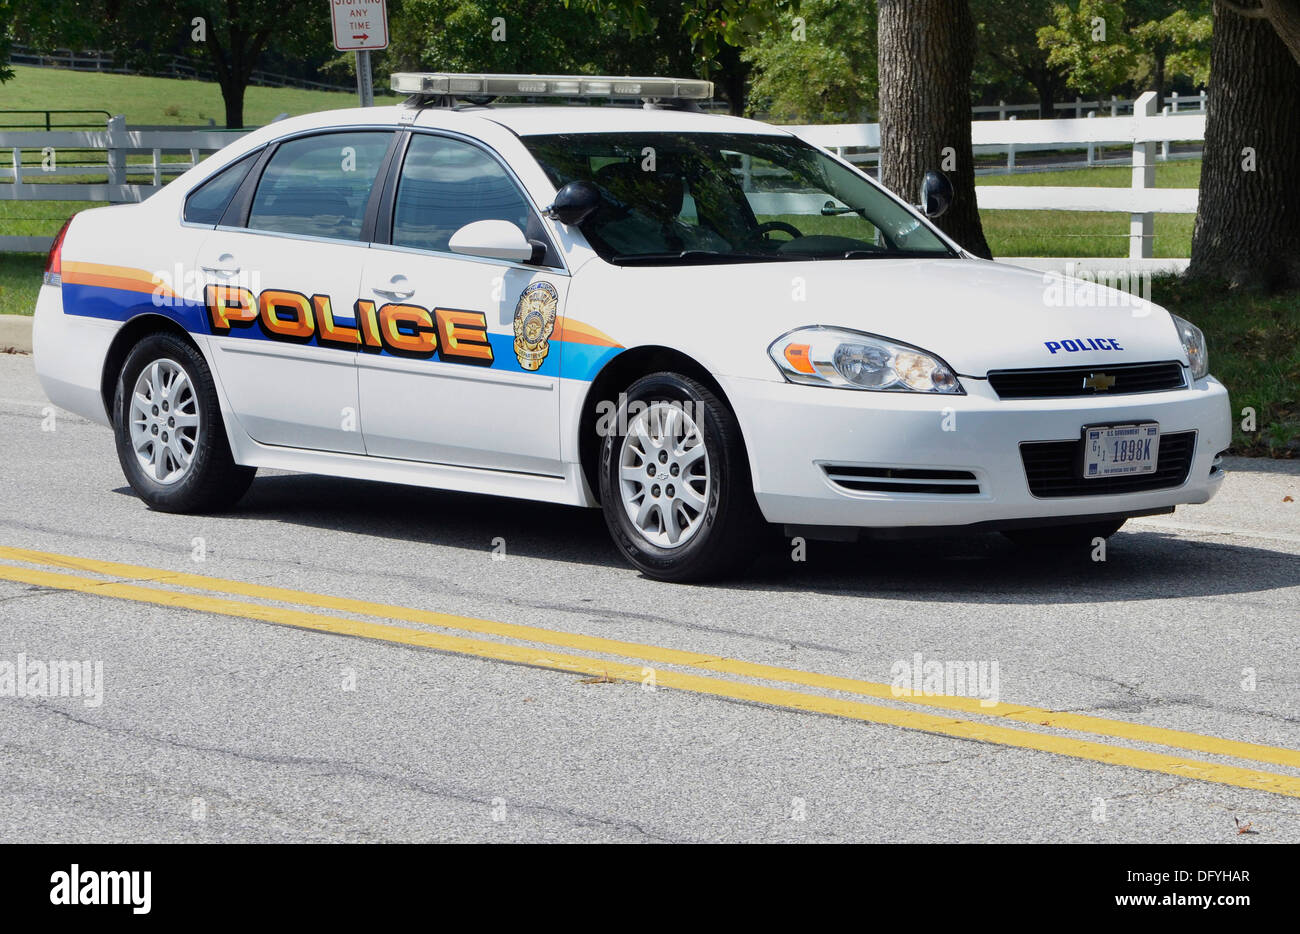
225 104 794 160
458 105 792 138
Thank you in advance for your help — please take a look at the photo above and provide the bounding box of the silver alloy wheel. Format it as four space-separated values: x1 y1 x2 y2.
618 401 711 549
128 358 200 485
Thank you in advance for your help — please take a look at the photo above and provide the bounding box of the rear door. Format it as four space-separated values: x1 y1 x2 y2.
358 130 567 474
196 129 396 454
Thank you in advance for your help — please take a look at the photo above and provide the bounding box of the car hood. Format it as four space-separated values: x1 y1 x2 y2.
571 256 1186 380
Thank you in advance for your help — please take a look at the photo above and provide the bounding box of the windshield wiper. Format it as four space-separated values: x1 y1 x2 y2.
842 249 956 259
610 250 792 265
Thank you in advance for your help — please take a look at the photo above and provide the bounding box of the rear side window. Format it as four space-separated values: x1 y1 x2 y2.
247 131 391 241
183 152 257 225
392 134 532 253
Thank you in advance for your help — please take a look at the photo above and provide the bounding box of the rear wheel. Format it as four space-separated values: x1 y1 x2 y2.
599 372 764 582
113 332 254 513
1001 518 1126 548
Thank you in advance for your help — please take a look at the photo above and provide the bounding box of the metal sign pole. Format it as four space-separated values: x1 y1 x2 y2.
355 50 374 107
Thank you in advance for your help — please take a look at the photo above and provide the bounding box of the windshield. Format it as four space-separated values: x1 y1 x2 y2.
521 131 956 265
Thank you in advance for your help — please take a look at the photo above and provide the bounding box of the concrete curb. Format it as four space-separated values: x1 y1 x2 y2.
0 314 34 354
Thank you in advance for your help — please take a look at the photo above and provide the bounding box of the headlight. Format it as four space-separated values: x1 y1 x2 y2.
1170 314 1208 380
769 326 963 393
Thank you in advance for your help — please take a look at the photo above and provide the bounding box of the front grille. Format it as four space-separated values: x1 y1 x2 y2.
1020 430 1196 497
988 361 1186 399
822 465 981 495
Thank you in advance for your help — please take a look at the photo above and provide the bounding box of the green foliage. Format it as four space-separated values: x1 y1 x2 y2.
1037 0 1210 98
972 0 1067 108
388 1 698 87
743 0 876 122
1038 0 1134 95
0 0 12 84
1130 6 1212 88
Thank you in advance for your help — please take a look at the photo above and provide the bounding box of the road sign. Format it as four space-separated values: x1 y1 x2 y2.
330 0 389 52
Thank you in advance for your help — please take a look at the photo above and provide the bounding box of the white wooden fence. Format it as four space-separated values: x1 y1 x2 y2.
973 90 1205 120
792 92 1201 259
1 116 251 252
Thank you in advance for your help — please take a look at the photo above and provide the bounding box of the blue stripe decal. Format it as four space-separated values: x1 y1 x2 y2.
61 283 209 333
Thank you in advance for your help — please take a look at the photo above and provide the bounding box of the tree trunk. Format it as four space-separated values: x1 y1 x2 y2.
1188 6 1300 289
1153 51 1166 112
715 45 749 116
1034 73 1057 119
877 0 991 258
221 77 247 130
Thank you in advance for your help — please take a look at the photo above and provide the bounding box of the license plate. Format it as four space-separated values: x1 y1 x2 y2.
1083 423 1160 479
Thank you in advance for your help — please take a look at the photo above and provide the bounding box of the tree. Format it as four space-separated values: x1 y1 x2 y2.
1188 3 1300 288
0 0 13 85
877 0 992 257
1127 0 1212 106
973 0 1069 117
744 0 877 123
10 1 331 128
1037 0 1211 107
572 0 796 114
145 1 331 129
390 0 696 85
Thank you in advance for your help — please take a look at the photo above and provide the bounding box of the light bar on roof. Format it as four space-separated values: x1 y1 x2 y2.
390 73 713 100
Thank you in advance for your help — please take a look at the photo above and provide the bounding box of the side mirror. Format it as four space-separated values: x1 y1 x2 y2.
544 180 601 226
448 219 541 264
920 171 953 218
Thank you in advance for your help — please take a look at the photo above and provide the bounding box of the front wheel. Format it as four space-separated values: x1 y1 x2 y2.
1001 518 1126 548
113 332 255 513
599 372 765 582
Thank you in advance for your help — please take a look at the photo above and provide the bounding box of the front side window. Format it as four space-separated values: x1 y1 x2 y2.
184 151 257 225
391 134 532 254
522 132 954 264
247 131 391 241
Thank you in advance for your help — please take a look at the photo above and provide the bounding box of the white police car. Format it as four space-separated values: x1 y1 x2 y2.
34 73 1230 581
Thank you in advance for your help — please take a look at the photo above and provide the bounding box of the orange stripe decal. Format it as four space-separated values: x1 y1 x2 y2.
557 316 622 348
62 262 178 301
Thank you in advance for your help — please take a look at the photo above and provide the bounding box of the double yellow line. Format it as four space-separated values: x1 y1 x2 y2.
1 544 1298 798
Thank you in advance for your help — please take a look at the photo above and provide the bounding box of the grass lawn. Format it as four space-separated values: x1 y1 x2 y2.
0 253 45 318
1152 275 1300 456
979 159 1200 257
977 159 1202 189
0 64 370 127
982 210 1194 258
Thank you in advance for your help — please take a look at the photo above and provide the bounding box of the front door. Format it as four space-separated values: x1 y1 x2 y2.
358 131 566 475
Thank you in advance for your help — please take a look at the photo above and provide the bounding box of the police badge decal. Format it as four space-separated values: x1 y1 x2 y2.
513 281 559 371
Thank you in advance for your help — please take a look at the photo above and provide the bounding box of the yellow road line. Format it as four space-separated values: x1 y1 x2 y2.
2 561 1300 799
2 544 1298 771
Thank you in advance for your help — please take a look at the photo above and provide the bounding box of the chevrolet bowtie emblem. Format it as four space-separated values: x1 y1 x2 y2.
1083 372 1117 391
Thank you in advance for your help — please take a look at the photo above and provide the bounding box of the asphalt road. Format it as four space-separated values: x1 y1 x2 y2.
1 352 1297 843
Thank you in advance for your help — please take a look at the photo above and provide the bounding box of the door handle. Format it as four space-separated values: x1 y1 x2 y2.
373 275 414 300
201 253 240 276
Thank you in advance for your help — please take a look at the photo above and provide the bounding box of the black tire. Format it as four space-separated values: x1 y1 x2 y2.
1001 518 1126 548
113 331 255 513
599 372 765 582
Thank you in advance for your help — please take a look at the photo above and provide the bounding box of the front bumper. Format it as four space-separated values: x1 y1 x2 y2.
723 372 1231 529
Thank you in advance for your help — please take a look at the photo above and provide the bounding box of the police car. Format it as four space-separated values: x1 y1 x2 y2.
34 73 1230 581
